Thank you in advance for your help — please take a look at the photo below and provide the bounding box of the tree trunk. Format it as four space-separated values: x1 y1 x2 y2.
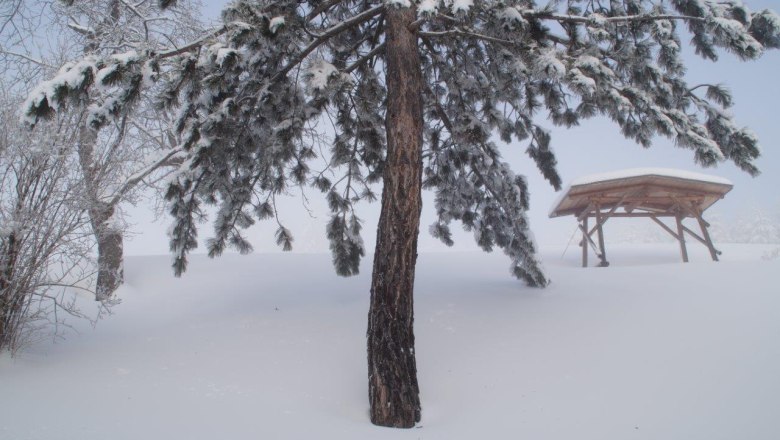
0 232 20 350
91 204 124 301
95 229 123 301
78 122 124 301
367 5 424 428
79 0 124 302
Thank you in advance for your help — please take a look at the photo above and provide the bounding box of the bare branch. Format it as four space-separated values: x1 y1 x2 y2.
306 0 345 21
108 147 183 208
0 47 54 68
157 25 226 58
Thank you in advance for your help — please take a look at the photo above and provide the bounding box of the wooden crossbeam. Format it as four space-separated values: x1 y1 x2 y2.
624 198 645 213
673 198 720 261
589 195 705 204
579 224 605 260
681 225 708 246
578 193 633 245
577 202 595 222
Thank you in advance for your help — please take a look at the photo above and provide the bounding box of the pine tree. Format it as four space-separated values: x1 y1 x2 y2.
25 0 780 428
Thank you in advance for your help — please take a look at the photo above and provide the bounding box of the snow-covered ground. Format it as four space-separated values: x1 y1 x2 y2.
1 244 778 440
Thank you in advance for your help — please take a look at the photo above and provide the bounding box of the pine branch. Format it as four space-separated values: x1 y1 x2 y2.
306 0 345 21
525 11 706 25
271 4 385 82
427 90 514 208
345 42 385 73
419 28 514 45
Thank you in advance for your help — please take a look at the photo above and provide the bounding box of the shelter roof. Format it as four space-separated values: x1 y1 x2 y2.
549 168 733 218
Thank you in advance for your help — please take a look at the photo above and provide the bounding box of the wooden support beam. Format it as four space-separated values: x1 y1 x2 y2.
677 199 720 261
582 217 588 268
595 206 609 267
585 194 627 236
681 225 709 247
693 211 720 261
584 212 679 218
578 222 605 263
675 215 689 263
578 203 595 247
623 199 644 213
649 215 680 241
577 202 595 222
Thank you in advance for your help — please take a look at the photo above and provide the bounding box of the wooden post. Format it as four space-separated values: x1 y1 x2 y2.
582 217 588 268
595 207 609 267
675 214 689 263
694 212 720 262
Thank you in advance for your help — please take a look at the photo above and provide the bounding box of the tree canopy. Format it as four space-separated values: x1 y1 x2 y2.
24 0 780 287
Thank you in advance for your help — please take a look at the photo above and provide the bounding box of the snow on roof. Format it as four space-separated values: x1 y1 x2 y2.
569 167 732 187
549 168 733 217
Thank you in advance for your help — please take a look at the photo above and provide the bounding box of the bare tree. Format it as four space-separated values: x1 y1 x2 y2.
51 0 203 300
0 86 95 353
5 0 203 300
1 0 202 350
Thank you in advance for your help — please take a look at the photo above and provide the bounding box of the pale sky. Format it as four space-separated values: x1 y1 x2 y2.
125 0 780 257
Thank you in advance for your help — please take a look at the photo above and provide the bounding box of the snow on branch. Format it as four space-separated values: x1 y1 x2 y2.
524 10 706 25
156 25 228 59
271 4 385 82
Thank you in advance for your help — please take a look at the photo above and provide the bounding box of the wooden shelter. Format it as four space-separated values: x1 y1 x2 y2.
549 168 732 267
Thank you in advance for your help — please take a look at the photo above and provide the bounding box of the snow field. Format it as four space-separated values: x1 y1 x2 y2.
1 244 778 439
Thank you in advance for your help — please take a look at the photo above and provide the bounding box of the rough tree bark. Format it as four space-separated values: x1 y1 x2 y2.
91 203 123 301
77 124 123 301
367 5 424 428
0 232 20 349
